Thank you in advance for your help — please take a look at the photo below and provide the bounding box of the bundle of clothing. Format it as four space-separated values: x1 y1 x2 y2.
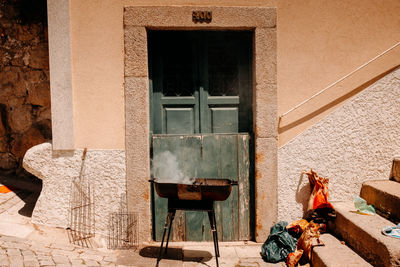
261 170 336 266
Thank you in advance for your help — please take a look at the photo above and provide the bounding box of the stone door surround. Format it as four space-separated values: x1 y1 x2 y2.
124 5 277 243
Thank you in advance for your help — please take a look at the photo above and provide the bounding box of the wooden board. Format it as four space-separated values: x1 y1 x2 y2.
152 133 250 241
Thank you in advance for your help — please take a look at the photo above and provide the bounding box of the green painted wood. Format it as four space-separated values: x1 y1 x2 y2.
220 135 238 240
149 31 253 241
152 134 249 241
181 136 203 241
152 136 170 241
168 136 186 241
210 107 239 133
238 135 250 240
198 134 220 241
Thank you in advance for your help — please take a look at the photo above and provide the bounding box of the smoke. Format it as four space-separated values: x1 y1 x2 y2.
151 151 195 184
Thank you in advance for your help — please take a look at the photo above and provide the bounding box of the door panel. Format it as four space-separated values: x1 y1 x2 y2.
149 31 253 241
210 107 239 133
164 107 195 134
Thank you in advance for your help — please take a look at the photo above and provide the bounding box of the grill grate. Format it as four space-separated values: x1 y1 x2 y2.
68 148 95 247
107 212 138 250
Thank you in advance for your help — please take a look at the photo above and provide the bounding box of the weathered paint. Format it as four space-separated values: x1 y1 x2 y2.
152 134 250 241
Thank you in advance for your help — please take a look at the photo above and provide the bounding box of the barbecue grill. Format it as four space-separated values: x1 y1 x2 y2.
149 178 238 267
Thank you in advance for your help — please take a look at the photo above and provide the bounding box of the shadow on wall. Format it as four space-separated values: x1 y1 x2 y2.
295 172 312 215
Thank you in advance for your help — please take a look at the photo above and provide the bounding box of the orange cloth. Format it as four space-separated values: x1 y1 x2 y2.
0 186 11 193
305 169 334 210
313 179 333 210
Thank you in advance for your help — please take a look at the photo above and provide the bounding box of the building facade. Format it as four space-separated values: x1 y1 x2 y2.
23 0 400 245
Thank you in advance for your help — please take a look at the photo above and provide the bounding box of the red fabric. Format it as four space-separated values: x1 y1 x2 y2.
313 182 333 210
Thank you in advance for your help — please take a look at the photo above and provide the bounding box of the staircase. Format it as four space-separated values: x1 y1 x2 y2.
311 179 400 267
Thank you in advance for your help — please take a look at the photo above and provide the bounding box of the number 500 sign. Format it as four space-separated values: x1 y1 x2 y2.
192 11 212 24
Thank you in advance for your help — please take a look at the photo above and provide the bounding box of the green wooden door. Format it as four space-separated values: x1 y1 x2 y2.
149 31 253 241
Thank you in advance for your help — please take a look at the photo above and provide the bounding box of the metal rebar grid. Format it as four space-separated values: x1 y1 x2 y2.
68 148 95 247
107 193 138 250
107 212 138 250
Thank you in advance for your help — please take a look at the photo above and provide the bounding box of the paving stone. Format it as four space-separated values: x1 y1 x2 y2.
237 259 286 266
38 259 55 266
158 259 183 267
50 243 76 251
83 249 110 256
84 259 100 266
37 255 52 261
22 249 36 256
0 235 24 243
70 259 84 265
33 247 52 253
52 255 70 264
235 246 262 259
103 255 117 262
6 248 21 256
9 255 23 267
61 251 80 259
24 259 40 267
80 253 104 262
23 254 38 261
4 241 30 250
28 240 49 248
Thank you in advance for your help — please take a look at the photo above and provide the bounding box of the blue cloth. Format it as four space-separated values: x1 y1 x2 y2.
261 221 297 263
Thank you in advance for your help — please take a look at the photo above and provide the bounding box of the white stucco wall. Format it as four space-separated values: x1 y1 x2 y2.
278 67 400 222
23 143 126 238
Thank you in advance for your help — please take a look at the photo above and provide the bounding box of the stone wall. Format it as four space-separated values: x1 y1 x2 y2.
0 0 51 177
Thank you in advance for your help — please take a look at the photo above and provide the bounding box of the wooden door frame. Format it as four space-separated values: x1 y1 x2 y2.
124 6 277 243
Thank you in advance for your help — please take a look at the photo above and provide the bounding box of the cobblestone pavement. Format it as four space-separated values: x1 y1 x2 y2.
0 182 286 267
0 234 288 267
0 235 118 267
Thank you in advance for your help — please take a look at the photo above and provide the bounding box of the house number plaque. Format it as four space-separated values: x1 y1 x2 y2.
192 11 212 23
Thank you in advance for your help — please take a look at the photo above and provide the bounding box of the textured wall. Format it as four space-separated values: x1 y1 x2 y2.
278 67 400 222
23 143 126 238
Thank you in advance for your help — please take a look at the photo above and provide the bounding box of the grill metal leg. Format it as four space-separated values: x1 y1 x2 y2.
164 210 175 255
156 211 175 267
208 210 219 267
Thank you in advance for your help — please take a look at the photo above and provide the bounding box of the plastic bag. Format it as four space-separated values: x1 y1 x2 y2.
261 221 297 263
304 170 334 211
354 195 375 215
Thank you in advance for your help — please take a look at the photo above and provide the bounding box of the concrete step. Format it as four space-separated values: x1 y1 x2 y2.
360 180 400 223
329 201 400 267
312 234 372 267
